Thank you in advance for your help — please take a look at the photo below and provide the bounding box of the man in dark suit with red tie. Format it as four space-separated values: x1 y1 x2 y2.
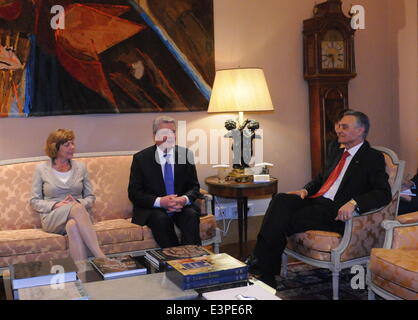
128 116 201 248
246 110 392 288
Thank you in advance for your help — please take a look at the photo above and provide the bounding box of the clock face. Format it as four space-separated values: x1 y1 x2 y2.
321 41 345 69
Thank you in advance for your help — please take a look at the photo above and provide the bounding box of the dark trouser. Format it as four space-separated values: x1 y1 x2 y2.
253 193 345 275
398 197 418 215
133 206 201 248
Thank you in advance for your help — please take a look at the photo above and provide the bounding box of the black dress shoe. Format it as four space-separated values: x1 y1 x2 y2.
244 254 261 276
258 273 277 289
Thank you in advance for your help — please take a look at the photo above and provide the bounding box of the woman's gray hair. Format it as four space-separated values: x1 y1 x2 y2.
152 116 176 134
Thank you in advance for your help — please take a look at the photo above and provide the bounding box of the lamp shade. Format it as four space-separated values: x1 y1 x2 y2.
207 68 274 113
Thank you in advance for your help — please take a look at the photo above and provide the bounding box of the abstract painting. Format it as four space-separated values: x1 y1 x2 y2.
0 0 214 117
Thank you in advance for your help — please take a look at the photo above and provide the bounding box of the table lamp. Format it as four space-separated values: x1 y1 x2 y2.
208 68 274 181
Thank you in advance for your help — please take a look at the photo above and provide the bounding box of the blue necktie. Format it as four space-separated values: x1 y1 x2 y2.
164 154 174 196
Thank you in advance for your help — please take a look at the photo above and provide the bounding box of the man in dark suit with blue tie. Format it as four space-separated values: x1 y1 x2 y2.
246 110 392 288
128 116 201 248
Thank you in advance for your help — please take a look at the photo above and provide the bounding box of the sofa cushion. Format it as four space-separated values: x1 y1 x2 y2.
0 251 69 269
92 219 144 245
79 156 134 222
0 162 42 230
371 273 418 300
370 248 418 294
287 230 342 252
0 229 66 257
285 240 332 261
396 211 418 224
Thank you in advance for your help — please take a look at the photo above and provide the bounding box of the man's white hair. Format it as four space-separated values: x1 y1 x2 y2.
152 116 176 135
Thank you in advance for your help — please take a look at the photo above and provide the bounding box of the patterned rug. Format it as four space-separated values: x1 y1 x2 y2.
274 263 372 300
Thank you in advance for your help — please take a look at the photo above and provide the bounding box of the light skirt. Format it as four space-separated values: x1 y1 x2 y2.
40 203 74 235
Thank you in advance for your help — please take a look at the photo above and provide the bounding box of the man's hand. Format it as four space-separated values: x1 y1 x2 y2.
167 196 187 213
286 189 308 199
335 201 356 221
160 195 178 210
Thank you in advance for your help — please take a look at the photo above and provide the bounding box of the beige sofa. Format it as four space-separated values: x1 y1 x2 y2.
0 151 221 269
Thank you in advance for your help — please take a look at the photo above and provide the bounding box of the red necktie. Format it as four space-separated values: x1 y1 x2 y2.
310 151 351 199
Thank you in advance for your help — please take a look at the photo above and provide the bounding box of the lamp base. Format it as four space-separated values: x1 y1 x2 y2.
227 168 252 183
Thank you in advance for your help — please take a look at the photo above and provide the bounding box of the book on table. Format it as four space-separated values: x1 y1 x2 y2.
89 255 147 280
10 258 78 290
18 280 89 300
166 253 248 290
145 245 212 270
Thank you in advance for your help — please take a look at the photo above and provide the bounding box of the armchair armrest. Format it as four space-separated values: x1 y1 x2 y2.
195 188 213 215
381 211 418 249
396 211 418 224
334 197 399 262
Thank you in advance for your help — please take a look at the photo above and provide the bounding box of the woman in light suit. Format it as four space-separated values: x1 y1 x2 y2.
30 129 108 263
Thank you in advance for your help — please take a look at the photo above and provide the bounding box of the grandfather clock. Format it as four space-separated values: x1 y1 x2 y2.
303 0 356 177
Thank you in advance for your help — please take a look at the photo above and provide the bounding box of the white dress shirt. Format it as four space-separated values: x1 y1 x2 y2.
322 142 364 201
153 146 190 208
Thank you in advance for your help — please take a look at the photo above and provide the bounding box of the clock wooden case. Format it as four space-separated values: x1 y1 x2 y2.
303 0 357 178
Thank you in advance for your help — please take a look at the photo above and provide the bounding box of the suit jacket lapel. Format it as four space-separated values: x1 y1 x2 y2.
174 146 180 193
323 148 344 182
45 159 75 190
151 145 166 193
338 141 369 191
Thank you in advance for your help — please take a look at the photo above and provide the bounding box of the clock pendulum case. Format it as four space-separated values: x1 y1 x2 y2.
303 0 357 178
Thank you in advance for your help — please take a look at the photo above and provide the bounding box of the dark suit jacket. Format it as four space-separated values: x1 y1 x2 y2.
128 145 201 225
304 141 392 213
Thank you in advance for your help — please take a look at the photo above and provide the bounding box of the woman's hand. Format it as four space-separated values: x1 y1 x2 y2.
52 195 78 210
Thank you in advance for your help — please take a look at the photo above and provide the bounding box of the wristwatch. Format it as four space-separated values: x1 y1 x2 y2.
348 199 359 211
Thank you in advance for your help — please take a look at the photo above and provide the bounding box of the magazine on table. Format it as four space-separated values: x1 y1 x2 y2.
90 255 147 280
145 245 212 270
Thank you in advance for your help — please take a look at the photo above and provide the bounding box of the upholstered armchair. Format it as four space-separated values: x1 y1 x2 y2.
281 147 405 300
367 211 418 300
183 189 221 253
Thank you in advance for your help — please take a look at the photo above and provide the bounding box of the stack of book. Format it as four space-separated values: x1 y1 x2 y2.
145 245 212 270
10 258 89 300
89 255 147 280
166 253 248 290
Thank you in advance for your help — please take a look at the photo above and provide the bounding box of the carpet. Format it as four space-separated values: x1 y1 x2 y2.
273 263 373 300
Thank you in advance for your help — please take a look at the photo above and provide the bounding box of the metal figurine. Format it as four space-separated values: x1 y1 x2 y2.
224 118 260 172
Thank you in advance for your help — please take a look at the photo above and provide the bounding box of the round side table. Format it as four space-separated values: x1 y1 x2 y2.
205 176 278 259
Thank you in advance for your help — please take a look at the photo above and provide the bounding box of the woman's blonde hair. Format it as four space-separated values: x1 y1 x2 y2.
44 129 75 159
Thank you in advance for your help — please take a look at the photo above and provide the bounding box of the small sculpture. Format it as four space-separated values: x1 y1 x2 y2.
224 118 260 170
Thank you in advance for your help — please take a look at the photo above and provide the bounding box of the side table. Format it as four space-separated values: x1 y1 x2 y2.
205 176 278 259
